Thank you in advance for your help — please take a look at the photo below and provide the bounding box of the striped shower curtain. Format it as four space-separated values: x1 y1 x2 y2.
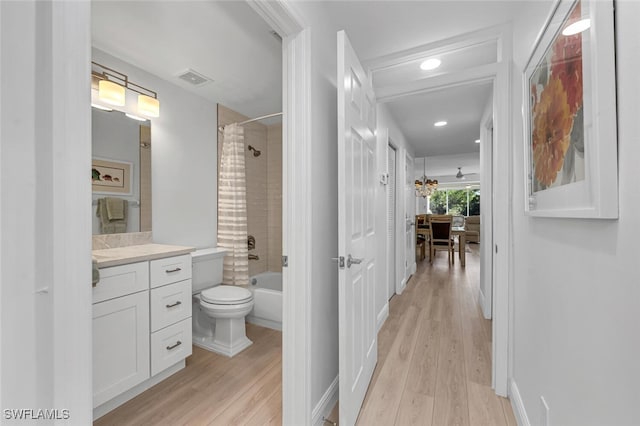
217 123 249 286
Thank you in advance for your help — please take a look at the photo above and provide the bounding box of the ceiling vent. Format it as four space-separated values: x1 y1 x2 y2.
176 69 212 86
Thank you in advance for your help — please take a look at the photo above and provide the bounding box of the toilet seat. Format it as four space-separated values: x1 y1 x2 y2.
201 285 252 305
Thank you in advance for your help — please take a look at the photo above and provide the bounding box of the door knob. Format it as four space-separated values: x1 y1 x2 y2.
347 254 363 268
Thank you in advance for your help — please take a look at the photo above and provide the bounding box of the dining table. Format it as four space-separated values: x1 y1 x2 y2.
416 225 467 267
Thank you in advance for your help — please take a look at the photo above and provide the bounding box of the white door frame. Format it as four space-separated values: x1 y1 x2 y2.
479 106 494 320
365 24 512 396
38 0 313 423
246 1 313 424
387 141 398 301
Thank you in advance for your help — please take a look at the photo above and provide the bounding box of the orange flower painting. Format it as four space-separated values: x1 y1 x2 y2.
529 0 585 191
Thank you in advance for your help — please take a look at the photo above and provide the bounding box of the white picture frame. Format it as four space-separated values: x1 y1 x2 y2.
522 0 618 219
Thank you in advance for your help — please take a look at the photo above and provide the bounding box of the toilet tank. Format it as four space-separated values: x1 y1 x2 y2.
191 247 228 293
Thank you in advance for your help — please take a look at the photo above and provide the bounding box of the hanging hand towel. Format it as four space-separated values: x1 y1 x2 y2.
96 198 128 234
106 197 125 220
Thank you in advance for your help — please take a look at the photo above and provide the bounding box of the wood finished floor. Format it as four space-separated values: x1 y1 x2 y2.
96 245 515 426
351 244 517 426
94 323 282 426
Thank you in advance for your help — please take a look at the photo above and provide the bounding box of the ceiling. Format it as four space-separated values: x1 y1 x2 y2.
91 1 282 121
323 1 542 177
385 82 492 158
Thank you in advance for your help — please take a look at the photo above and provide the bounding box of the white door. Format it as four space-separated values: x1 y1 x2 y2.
387 144 396 300
405 153 415 278
337 30 378 426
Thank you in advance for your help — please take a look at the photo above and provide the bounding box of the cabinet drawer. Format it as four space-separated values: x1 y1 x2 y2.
151 318 192 376
93 261 149 304
150 280 192 332
150 254 192 288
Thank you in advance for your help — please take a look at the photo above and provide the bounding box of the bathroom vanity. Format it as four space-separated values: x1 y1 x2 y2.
92 243 195 419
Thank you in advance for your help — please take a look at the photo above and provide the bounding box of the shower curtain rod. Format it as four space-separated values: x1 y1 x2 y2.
218 112 283 132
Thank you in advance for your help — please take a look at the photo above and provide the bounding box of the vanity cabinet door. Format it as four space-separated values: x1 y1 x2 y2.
93 291 150 408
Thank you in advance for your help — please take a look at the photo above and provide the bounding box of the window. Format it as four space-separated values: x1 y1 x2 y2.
425 187 480 216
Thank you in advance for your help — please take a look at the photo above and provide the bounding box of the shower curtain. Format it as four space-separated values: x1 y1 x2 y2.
217 123 249 286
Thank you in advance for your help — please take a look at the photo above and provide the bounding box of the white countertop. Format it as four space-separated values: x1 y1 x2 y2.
92 243 196 268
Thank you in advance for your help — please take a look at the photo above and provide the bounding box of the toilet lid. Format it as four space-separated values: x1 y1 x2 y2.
201 285 253 305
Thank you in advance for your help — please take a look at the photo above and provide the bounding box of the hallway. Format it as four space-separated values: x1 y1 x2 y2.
356 246 516 425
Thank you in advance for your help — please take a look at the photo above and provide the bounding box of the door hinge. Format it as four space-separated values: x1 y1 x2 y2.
282 255 288 267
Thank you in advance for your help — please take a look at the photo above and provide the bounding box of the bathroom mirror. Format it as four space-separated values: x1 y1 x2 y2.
92 108 152 234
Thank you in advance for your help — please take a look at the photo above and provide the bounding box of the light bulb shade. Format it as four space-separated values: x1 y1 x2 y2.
98 80 125 106
138 94 160 118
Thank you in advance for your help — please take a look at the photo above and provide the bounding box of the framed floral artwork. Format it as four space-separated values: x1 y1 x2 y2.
523 0 618 218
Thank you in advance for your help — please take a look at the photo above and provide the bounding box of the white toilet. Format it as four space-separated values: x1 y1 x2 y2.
191 248 254 357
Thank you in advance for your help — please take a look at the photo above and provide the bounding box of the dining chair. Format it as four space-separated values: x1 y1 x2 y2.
428 214 454 265
415 214 428 262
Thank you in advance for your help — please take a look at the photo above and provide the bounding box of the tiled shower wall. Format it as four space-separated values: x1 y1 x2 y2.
217 105 282 278
267 124 282 273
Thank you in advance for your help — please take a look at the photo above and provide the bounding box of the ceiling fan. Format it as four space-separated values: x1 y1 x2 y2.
455 167 465 179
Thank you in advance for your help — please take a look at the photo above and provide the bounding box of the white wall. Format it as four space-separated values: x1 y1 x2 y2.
510 1 640 425
1 1 93 422
92 49 218 248
376 103 415 326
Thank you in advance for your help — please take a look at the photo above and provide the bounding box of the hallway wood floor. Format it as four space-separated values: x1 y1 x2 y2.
354 245 517 426
94 323 282 426
95 245 513 426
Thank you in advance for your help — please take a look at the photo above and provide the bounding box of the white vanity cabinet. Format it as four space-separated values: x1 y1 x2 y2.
149 254 192 375
92 261 150 408
92 252 193 418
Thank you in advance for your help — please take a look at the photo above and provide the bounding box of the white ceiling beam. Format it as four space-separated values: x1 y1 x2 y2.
363 24 506 73
376 62 498 103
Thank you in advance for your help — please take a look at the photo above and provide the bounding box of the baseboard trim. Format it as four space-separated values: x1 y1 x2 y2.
397 277 407 295
478 288 491 320
377 303 389 332
509 378 530 426
312 375 339 426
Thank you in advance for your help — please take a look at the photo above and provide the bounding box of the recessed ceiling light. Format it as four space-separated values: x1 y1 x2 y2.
420 58 441 71
475 139 481 144
434 121 447 127
562 18 591 36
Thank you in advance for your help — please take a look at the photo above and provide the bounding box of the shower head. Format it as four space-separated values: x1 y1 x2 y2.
248 145 261 157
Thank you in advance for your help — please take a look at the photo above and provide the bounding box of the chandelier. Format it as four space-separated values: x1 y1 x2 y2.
415 157 438 198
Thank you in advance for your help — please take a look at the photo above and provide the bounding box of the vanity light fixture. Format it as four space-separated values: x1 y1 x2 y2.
98 80 125 106
137 95 160 118
420 58 441 71
562 18 590 36
92 61 160 118
434 120 447 127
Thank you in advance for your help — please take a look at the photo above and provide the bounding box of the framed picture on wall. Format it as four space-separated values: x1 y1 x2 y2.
92 158 133 195
522 0 618 218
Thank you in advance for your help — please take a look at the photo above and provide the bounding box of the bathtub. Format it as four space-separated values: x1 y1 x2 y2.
247 271 282 331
